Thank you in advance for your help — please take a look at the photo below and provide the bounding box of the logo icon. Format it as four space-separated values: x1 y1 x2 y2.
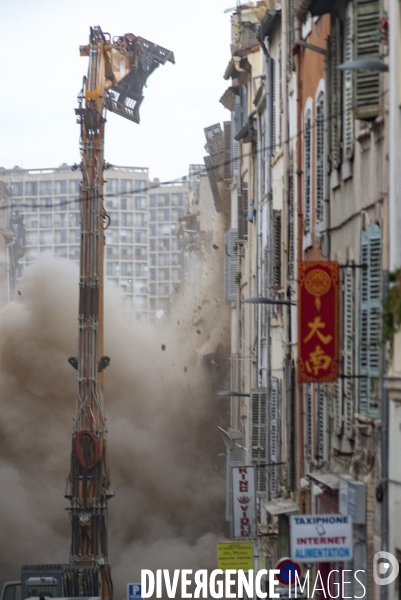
373 551 399 586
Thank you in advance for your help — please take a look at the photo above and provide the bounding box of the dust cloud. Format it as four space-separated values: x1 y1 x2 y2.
0 217 231 598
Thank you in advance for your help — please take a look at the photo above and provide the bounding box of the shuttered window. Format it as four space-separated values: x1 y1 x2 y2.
272 58 277 156
273 210 282 287
237 181 249 241
224 121 232 180
344 266 355 437
250 388 268 494
316 90 325 224
226 430 245 520
279 44 283 148
304 107 312 233
332 380 343 435
230 354 241 430
343 3 355 159
329 16 342 169
355 0 381 119
316 384 328 463
304 383 313 462
288 153 295 281
269 379 281 499
224 229 238 302
359 224 382 417
232 94 241 177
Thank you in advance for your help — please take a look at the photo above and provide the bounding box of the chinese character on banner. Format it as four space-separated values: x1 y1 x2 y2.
298 262 339 383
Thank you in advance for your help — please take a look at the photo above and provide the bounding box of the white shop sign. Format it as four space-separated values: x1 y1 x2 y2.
290 514 353 562
339 475 366 524
231 466 257 539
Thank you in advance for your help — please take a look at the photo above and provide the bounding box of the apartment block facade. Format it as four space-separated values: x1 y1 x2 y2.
0 164 187 321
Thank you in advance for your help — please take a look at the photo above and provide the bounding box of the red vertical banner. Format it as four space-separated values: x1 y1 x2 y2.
298 262 339 383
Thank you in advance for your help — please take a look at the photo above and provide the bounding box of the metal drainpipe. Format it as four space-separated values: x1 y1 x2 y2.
381 272 389 600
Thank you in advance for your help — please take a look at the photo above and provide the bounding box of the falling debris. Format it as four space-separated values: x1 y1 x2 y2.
196 330 201 335
17 290 21 296
213 244 219 250
161 344 166 351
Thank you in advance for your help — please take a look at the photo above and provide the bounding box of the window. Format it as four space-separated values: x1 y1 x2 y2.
355 0 381 118
26 181 38 196
150 225 156 237
149 283 156 295
272 210 281 287
150 254 156 266
150 194 157 207
40 181 52 195
41 231 53 245
329 16 342 169
250 388 268 494
135 263 143 277
150 209 156 222
316 89 325 224
121 197 127 211
106 179 118 194
343 2 354 159
120 230 127 243
135 196 146 210
359 224 382 417
54 180 67 195
121 179 132 194
69 180 80 194
172 193 184 206
303 104 312 234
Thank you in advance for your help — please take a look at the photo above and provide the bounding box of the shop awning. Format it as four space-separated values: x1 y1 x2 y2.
308 472 340 490
263 498 299 516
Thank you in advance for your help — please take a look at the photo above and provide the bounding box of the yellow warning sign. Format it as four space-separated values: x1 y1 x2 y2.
217 542 254 571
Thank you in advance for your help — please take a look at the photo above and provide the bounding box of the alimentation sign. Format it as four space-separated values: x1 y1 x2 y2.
290 515 352 562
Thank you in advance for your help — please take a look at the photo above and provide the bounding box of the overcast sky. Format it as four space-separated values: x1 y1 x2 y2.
1 0 235 182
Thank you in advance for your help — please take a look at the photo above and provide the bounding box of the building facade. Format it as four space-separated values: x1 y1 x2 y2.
211 1 391 597
0 164 188 321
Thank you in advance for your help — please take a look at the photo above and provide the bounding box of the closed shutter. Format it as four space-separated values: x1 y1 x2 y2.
344 266 355 438
224 121 232 180
272 58 276 155
224 229 238 302
316 384 328 463
288 153 295 281
269 379 281 498
329 16 342 169
250 388 268 494
359 224 382 417
232 95 241 177
273 210 282 287
230 354 241 429
332 380 343 435
279 44 283 148
343 3 355 159
316 91 325 224
241 302 246 357
304 108 312 233
355 0 381 119
237 183 248 241
304 383 313 462
287 361 296 491
226 430 245 520
204 155 222 211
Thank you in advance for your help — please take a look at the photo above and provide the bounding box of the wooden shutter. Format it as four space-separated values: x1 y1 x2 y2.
331 380 343 435
237 181 249 242
226 430 245 520
316 384 328 463
279 44 283 148
359 224 382 417
269 379 281 498
272 58 276 155
224 121 232 180
224 229 238 302
329 16 342 169
288 153 295 281
316 91 325 224
304 383 313 462
204 155 222 211
304 108 312 233
273 210 282 287
343 266 355 438
250 388 268 494
343 3 355 159
355 0 381 119
232 95 241 177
